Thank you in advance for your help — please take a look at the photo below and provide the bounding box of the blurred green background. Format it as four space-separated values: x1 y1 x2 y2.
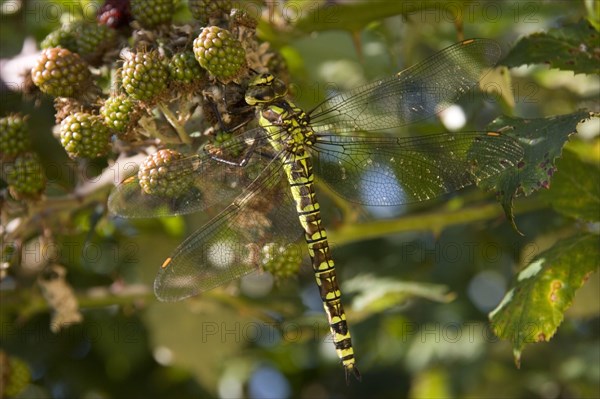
1 1 599 398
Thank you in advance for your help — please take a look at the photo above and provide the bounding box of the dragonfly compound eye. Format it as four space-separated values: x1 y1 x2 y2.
245 74 288 105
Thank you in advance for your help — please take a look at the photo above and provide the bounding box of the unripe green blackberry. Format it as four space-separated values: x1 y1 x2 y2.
214 130 233 144
121 50 168 101
4 356 31 398
42 21 116 63
193 26 247 82
188 0 231 23
31 48 93 98
40 28 77 51
71 21 117 63
0 114 31 159
262 243 302 280
59 112 111 158
168 51 204 84
101 94 136 133
138 149 194 197
131 0 174 28
4 152 46 197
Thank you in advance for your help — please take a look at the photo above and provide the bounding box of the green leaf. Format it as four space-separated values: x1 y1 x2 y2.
489 234 600 367
540 149 600 222
501 19 600 75
587 1 600 31
291 0 460 34
479 111 592 232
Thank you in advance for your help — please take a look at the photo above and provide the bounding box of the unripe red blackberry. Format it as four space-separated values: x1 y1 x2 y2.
59 112 112 159
97 0 132 28
138 149 194 197
121 50 168 101
3 152 46 197
130 0 174 28
0 114 31 160
31 48 93 98
101 94 136 133
168 51 204 84
193 26 247 82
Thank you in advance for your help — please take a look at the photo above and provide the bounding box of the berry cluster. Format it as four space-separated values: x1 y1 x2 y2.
101 94 137 133
97 0 132 28
41 20 116 64
189 0 232 24
0 114 31 159
138 149 195 197
31 48 93 98
193 26 247 83
60 112 111 159
168 51 205 84
262 243 302 280
121 50 168 101
0 114 46 198
3 152 46 198
130 0 174 28
19 0 286 204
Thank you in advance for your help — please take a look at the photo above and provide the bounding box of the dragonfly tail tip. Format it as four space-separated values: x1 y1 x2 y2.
345 365 361 384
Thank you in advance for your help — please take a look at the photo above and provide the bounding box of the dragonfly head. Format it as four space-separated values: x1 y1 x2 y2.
245 73 288 106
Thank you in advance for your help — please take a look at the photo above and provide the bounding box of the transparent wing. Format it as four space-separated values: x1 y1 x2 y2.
311 131 523 206
108 128 269 218
154 151 305 302
309 39 501 133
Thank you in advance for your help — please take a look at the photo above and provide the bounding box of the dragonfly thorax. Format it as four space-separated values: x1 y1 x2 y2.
245 73 315 152
259 100 315 154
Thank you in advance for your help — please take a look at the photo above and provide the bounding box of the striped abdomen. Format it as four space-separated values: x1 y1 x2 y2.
282 149 361 381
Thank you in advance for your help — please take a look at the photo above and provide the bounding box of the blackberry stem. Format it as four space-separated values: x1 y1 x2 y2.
138 116 180 144
157 103 192 145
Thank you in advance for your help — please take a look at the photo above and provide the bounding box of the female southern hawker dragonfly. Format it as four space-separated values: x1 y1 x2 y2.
108 39 523 381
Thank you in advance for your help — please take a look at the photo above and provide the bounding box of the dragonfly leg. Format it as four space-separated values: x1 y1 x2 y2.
206 130 263 167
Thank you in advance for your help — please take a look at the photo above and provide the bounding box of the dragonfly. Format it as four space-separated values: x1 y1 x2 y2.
108 39 524 382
